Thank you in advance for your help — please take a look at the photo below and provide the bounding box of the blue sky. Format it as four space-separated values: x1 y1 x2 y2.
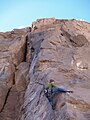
0 0 90 32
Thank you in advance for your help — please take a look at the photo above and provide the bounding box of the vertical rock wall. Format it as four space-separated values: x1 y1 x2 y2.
0 28 30 120
21 19 90 120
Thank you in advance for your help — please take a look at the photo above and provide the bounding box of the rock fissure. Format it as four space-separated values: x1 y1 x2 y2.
23 36 28 62
70 38 78 45
0 87 12 113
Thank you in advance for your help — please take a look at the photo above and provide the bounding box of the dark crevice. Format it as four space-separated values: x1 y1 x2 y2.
23 35 28 62
61 33 63 36
0 87 12 113
69 38 77 45
13 73 15 85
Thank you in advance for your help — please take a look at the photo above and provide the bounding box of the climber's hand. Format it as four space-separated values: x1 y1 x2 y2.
44 89 48 93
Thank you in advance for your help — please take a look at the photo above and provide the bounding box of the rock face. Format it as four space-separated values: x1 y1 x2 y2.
0 28 30 120
0 18 90 120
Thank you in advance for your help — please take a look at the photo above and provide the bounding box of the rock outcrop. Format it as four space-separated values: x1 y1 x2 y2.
0 18 90 120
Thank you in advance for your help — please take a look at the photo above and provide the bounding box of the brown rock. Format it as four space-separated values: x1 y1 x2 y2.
15 62 29 92
0 84 9 112
0 28 29 120
31 18 56 31
22 18 90 120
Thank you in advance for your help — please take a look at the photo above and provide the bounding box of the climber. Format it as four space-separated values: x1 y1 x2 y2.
45 79 73 98
45 79 73 110
45 79 73 107
45 79 57 93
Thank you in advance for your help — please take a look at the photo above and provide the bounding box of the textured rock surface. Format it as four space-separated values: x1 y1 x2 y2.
0 28 30 120
22 19 90 120
0 18 90 120
15 62 29 92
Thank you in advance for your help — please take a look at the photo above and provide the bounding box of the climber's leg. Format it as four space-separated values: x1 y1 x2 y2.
53 88 66 93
